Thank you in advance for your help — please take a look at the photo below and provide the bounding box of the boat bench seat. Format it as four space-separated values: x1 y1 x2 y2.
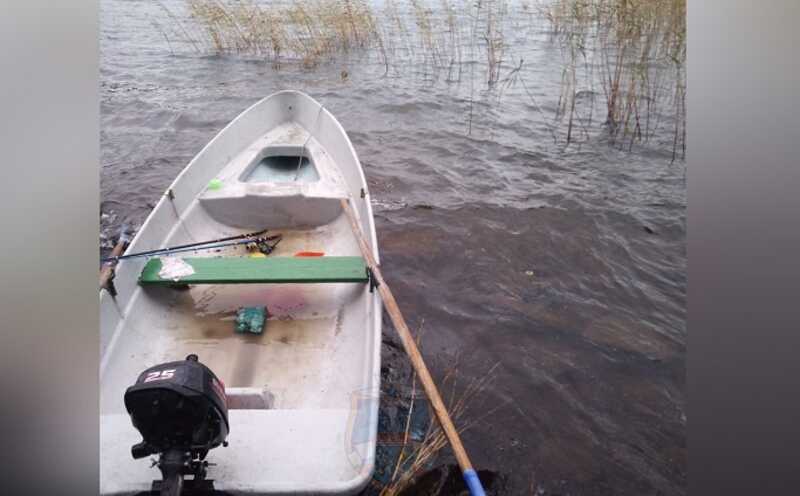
139 256 369 285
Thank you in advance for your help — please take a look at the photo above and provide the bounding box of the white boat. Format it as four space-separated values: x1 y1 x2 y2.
100 90 382 495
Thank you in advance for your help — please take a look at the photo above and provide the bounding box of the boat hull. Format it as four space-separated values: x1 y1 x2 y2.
100 91 382 494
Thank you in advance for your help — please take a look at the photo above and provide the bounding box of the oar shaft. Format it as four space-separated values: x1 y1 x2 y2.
99 225 131 293
339 199 486 496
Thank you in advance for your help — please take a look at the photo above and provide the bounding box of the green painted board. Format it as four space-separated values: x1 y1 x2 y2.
139 256 368 285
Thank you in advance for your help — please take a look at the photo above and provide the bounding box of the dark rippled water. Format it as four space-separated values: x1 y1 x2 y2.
101 1 686 494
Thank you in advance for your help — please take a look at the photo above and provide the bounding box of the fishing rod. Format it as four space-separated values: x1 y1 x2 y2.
102 228 269 262
101 234 282 262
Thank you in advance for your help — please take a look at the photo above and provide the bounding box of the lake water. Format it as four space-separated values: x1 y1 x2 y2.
101 0 686 494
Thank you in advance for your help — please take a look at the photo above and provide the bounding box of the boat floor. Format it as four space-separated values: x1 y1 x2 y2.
100 213 378 493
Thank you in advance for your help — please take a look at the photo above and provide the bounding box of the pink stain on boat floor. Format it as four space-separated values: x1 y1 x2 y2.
189 285 329 320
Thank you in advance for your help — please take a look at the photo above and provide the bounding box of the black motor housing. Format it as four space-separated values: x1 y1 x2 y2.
124 354 229 460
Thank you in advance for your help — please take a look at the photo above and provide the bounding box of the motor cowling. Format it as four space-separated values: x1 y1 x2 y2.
124 354 229 460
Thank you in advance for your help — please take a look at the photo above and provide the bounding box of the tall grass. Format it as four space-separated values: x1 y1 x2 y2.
159 0 685 158
541 0 686 159
377 356 502 495
174 1 510 84
184 0 378 67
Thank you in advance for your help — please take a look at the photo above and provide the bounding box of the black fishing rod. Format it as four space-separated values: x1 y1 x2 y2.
101 228 269 262
101 234 282 262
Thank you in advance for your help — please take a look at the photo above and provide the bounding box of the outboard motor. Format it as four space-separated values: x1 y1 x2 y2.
124 354 229 496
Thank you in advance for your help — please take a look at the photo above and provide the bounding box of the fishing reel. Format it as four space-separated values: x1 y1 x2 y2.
245 234 282 255
124 354 229 496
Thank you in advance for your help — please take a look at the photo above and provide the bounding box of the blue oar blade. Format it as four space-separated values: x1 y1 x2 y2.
463 469 486 496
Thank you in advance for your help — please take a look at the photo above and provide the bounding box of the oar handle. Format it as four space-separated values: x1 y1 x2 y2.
339 198 487 496
99 224 130 294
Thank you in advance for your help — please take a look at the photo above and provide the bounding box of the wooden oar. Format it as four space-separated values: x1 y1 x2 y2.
339 198 487 496
99 224 131 296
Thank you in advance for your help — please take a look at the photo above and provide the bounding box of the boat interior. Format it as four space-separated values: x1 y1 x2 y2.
100 99 381 494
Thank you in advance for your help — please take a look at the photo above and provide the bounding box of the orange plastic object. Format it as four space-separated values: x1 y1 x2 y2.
294 251 325 257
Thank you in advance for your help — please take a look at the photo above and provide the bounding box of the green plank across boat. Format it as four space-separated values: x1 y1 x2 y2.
139 256 369 285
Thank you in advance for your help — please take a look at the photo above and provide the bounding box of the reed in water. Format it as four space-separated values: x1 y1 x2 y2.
377 354 502 495
160 0 685 155
183 0 378 67
541 0 686 159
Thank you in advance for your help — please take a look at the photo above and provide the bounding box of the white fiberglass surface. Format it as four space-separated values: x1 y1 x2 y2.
100 214 373 415
99 91 382 493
